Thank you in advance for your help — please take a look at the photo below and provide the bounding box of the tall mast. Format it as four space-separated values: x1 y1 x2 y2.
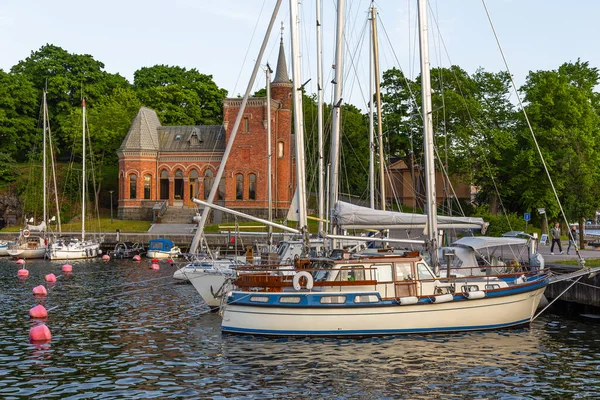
328 0 346 247
368 5 375 209
81 98 86 241
371 6 386 210
266 65 273 246
289 0 308 231
418 0 439 273
42 90 47 230
189 0 283 254
316 0 325 231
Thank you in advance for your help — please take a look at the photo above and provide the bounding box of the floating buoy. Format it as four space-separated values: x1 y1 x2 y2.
102 254 110 262
62 264 72 273
151 258 159 264
16 259 25 265
167 258 174 264
29 324 52 343
17 269 29 278
29 304 48 319
151 263 160 270
33 285 47 296
45 273 57 283
132 255 141 261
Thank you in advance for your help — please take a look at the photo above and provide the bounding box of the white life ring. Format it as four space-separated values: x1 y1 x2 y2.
292 271 314 291
23 229 30 238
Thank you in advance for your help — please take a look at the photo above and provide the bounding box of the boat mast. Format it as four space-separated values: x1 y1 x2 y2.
316 0 325 230
189 0 283 254
289 0 308 233
81 98 86 241
417 0 439 273
371 5 386 210
328 0 346 249
42 90 47 230
266 65 273 246
368 5 375 209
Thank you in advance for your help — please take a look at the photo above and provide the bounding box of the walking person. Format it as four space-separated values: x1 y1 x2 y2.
567 225 577 255
550 222 563 255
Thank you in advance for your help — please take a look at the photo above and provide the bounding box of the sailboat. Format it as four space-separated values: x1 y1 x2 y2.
7 90 54 259
217 0 562 336
48 99 102 260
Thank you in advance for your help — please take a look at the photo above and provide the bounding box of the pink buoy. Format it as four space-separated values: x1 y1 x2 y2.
29 324 52 343
151 258 159 264
133 255 141 261
17 269 29 278
33 285 47 296
16 259 25 265
151 263 160 270
62 264 73 273
29 304 48 319
45 273 57 283
102 254 110 262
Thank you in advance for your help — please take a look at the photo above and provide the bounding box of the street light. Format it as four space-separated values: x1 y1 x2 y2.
109 190 114 224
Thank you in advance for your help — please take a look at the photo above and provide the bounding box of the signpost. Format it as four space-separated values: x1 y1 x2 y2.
524 212 530 233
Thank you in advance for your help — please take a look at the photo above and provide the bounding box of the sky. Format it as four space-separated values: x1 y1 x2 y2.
1 0 599 109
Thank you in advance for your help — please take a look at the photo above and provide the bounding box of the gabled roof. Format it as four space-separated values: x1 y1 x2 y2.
119 107 160 151
158 125 225 152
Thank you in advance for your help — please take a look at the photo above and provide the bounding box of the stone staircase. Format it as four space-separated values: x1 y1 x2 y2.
159 206 199 224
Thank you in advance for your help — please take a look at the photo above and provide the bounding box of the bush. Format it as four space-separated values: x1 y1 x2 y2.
472 205 526 236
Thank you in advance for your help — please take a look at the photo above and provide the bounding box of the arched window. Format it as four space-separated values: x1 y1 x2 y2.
248 173 256 200
278 141 284 158
203 169 214 200
236 173 244 200
160 170 169 200
144 174 151 199
129 174 137 199
189 170 199 199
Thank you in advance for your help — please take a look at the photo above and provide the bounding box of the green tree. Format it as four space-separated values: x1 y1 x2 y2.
133 65 227 125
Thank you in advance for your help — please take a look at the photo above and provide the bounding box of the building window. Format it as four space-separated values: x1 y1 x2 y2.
129 174 137 199
144 174 151 199
278 142 284 158
236 174 244 200
203 169 214 200
242 117 249 133
160 170 169 200
174 169 184 200
189 169 199 199
248 173 256 200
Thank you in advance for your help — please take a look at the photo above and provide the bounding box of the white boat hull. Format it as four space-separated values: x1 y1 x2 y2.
188 270 233 308
49 242 102 260
222 287 547 336
147 250 180 259
7 247 47 259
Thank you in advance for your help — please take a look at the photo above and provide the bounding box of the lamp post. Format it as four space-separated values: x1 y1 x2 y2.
109 190 114 224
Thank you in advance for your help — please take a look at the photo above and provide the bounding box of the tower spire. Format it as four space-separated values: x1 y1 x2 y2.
272 23 290 85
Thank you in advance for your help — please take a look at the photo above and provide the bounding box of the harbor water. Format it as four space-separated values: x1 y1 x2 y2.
1 259 599 399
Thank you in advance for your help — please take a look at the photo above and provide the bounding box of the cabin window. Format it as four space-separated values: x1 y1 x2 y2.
129 174 137 199
338 267 365 281
417 263 435 280
485 284 500 290
250 296 269 303
277 141 284 158
236 173 243 200
248 173 256 200
144 174 151 199
395 263 413 281
354 295 379 303
279 296 301 304
376 264 393 282
320 296 347 304
461 285 479 292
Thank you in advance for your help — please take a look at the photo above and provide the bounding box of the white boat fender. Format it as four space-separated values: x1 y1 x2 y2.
432 294 454 303
464 290 486 300
292 271 314 291
514 275 527 285
397 296 419 305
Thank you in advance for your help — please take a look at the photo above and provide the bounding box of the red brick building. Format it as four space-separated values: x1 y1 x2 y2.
117 41 294 221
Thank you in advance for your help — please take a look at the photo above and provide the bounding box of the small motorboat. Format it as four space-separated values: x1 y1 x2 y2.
109 241 146 259
146 238 181 259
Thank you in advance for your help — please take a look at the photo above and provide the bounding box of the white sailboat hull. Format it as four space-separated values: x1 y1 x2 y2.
188 270 234 308
49 241 102 260
7 247 47 259
222 287 547 336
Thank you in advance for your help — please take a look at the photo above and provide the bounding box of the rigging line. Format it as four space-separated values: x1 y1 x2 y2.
532 275 583 322
432 147 467 218
481 0 578 255
341 13 370 111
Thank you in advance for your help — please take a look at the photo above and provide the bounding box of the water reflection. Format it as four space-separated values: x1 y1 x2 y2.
0 259 599 399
